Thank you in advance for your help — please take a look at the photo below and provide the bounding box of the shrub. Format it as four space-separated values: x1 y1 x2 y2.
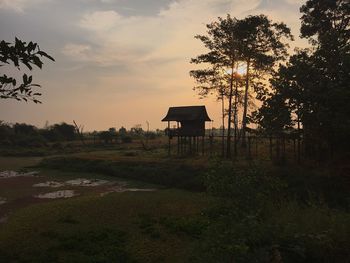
121 136 132 143
197 161 350 263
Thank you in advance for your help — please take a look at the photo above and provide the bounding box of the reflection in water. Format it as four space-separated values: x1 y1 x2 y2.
100 187 156 196
65 178 109 187
0 170 39 178
0 197 7 205
35 190 78 199
33 181 65 188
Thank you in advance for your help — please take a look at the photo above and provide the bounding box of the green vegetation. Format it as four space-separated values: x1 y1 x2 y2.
0 190 210 263
40 156 205 191
1 155 349 262
198 161 350 262
0 0 349 262
0 38 54 103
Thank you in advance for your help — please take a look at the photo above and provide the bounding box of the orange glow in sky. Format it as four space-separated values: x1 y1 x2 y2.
0 0 308 131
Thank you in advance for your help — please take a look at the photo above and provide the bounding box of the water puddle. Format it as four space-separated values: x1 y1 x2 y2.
65 178 109 187
100 186 156 196
0 170 39 179
33 178 110 188
35 190 78 199
33 181 65 188
0 197 7 205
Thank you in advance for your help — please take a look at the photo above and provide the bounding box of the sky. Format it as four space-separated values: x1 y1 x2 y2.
0 0 308 131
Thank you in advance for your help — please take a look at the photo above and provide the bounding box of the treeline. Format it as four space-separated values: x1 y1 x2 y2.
0 122 76 147
0 121 163 147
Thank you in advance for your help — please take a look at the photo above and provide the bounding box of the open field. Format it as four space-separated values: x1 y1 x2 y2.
0 145 349 262
0 153 211 262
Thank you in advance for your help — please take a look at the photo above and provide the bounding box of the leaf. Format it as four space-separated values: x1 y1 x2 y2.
23 74 28 84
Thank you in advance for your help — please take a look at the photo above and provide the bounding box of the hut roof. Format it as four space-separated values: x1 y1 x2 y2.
162 105 211 122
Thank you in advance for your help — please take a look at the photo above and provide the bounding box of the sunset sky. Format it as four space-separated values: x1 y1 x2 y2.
0 0 308 131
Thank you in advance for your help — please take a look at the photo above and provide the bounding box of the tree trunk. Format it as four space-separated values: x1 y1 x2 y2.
221 90 225 157
241 58 250 148
233 64 239 157
226 59 235 158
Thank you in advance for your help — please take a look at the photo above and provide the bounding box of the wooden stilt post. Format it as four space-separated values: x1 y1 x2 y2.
168 121 171 156
183 136 186 155
182 137 184 155
297 136 301 164
189 137 192 155
282 136 286 163
202 136 205 156
177 122 179 155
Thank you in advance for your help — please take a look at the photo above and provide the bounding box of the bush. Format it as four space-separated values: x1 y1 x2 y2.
196 161 350 263
39 157 205 191
121 136 132 143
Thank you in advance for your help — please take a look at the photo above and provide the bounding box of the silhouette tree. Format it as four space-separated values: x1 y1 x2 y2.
0 38 54 103
236 15 293 147
190 66 230 156
256 0 349 158
191 15 292 157
191 15 242 158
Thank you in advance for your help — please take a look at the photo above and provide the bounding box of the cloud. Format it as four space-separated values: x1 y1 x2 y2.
0 0 47 12
80 10 122 31
73 0 263 67
285 0 305 5
62 43 92 60
0 0 309 129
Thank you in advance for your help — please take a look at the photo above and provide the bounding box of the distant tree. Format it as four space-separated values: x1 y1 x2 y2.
0 38 54 103
13 123 37 135
73 120 85 145
0 121 13 144
131 124 143 136
109 127 117 134
44 123 76 141
118 126 127 136
99 131 113 144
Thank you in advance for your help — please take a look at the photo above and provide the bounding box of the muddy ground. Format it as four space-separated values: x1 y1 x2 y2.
0 171 155 223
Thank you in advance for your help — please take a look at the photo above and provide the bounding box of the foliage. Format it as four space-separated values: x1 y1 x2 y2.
0 188 208 263
0 38 54 103
252 90 293 135
98 130 115 144
197 161 350 262
191 14 293 156
0 121 77 147
40 157 205 191
255 0 350 156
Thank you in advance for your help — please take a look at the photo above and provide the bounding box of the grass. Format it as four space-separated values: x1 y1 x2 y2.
1 146 349 262
39 156 206 191
0 156 43 170
0 190 210 263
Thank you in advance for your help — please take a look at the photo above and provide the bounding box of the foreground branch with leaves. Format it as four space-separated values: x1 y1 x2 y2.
0 38 54 103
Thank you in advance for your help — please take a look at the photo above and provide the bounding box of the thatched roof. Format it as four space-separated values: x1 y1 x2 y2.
162 106 211 122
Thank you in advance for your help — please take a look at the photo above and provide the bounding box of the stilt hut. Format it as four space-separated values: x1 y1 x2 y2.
162 105 211 155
